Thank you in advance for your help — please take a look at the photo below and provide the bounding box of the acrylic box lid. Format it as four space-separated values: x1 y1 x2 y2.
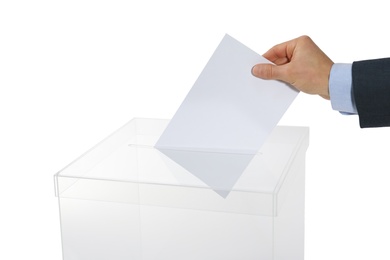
56 118 308 194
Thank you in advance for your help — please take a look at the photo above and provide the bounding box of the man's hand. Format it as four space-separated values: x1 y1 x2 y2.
252 35 334 100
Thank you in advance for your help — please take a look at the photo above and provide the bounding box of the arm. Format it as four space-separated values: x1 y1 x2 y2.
252 36 390 128
353 58 390 127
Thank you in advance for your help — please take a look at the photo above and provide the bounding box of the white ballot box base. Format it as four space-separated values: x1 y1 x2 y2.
55 118 309 260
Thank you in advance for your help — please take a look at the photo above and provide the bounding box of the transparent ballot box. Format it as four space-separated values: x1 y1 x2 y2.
54 118 309 260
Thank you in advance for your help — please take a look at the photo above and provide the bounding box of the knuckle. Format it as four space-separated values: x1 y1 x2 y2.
298 35 313 45
299 35 311 41
260 65 274 79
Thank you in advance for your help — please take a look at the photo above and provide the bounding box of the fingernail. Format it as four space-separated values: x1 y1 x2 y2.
251 65 258 76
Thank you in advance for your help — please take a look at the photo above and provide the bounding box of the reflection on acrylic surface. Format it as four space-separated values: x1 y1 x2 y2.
158 148 255 198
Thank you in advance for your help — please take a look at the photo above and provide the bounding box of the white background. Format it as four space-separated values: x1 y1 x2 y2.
1 1 390 259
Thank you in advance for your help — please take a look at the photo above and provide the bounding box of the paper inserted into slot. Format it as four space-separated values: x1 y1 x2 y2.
155 34 298 197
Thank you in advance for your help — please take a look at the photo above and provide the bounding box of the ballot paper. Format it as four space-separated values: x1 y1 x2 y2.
155 34 299 197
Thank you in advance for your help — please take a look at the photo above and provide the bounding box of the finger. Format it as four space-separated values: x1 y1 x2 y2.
263 48 289 65
251 63 285 81
262 39 297 65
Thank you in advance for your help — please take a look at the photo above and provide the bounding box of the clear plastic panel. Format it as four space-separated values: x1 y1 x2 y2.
55 118 309 260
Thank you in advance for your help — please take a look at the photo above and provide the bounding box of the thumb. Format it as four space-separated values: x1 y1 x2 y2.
251 63 286 81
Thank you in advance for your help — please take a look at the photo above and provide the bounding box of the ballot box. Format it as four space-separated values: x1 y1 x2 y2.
54 118 309 260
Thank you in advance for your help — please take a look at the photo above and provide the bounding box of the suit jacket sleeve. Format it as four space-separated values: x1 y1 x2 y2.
352 58 390 128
